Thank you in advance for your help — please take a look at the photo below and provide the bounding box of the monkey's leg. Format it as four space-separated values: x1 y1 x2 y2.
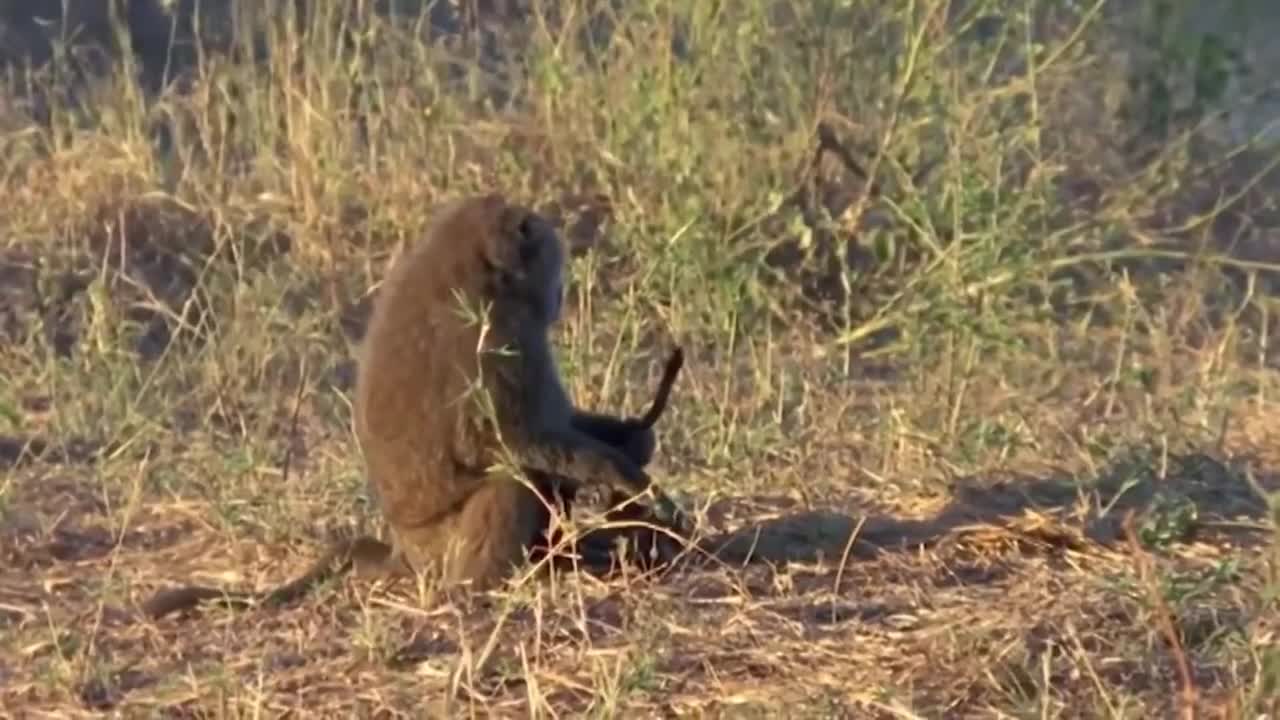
396 475 548 591
524 470 592 568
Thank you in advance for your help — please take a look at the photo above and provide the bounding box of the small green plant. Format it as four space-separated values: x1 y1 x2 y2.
1138 493 1199 550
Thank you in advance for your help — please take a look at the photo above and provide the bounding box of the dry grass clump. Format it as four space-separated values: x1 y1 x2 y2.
1 1 1278 716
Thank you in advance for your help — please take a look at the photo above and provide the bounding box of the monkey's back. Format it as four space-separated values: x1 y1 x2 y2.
354 196 507 531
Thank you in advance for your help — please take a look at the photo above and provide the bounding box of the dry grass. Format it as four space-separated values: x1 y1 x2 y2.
1 1 1279 717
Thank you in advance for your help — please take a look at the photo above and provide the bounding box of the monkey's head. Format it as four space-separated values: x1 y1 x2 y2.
477 194 567 326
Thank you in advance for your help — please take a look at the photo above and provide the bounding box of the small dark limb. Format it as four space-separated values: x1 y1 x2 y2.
637 346 684 428
546 490 691 576
634 345 691 534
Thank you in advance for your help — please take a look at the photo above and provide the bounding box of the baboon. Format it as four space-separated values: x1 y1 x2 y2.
139 194 690 620
354 192 689 589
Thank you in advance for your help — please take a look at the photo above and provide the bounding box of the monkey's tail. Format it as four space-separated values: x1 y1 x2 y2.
140 585 259 620
138 537 399 621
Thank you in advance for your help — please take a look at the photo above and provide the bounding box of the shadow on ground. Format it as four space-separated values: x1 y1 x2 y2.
672 448 1274 570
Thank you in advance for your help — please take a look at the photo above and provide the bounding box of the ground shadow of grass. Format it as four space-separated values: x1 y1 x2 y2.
686 447 1275 571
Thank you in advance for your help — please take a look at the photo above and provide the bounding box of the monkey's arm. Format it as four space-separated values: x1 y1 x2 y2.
517 421 650 488
518 424 690 532
506 345 688 530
